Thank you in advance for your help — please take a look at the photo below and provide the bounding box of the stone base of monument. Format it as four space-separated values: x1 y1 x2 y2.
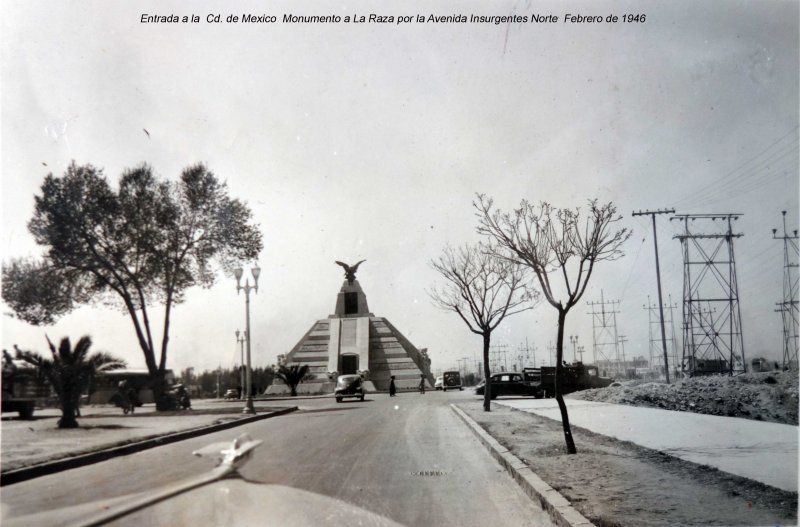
276 276 436 394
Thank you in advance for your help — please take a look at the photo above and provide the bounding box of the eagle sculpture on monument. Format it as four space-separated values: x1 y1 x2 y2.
335 259 366 284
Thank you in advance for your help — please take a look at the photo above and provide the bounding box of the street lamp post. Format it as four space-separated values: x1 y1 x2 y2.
235 330 247 400
569 335 579 363
235 265 260 415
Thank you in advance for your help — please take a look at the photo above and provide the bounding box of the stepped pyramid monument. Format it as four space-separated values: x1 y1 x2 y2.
266 260 435 395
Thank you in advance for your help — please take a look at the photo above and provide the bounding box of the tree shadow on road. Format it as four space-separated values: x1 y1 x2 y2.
294 407 363 416
79 424 133 430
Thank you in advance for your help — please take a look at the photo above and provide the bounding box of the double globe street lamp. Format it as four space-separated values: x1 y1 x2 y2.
234 265 260 414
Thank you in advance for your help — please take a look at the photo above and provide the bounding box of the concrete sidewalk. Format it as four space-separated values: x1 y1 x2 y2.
1 399 297 483
495 398 799 492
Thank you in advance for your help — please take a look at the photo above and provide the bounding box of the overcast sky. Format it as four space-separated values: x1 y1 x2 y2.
2 0 798 376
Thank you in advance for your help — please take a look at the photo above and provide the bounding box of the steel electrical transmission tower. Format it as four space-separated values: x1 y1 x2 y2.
643 296 679 380
490 343 509 372
517 338 536 368
587 290 621 377
772 211 799 370
671 214 746 376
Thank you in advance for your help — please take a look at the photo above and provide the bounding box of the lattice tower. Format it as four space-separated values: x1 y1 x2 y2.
773 211 799 369
587 290 621 377
671 214 746 375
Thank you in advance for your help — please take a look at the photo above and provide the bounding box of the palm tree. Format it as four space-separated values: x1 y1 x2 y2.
274 364 311 397
15 336 126 428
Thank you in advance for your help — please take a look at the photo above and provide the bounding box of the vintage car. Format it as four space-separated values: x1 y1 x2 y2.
334 374 365 403
474 372 542 399
434 376 443 390
441 370 462 391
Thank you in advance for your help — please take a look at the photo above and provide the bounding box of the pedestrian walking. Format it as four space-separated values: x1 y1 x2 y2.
389 375 396 397
418 374 425 394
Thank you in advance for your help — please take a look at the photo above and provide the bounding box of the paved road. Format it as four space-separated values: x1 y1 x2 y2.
496 398 799 492
2 391 555 527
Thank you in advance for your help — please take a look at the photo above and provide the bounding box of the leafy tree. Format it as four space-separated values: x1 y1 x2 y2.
14 336 126 428
429 243 536 411
251 365 276 395
274 364 312 396
2 162 262 409
475 195 630 453
180 367 197 386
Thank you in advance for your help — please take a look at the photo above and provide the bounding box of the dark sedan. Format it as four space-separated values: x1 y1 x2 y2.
474 373 542 399
334 374 365 402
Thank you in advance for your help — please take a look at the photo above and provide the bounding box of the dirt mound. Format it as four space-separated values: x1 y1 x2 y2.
569 370 799 425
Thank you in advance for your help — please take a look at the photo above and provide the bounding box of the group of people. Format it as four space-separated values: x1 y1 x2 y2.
116 380 140 414
115 381 191 413
387 374 427 396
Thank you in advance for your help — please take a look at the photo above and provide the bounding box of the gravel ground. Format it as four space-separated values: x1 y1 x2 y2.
568 370 799 425
460 400 798 527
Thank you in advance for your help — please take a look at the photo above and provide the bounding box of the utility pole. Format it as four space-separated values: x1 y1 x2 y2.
773 211 799 370
569 335 579 363
618 335 628 377
633 208 675 383
547 341 554 366
576 345 585 363
644 296 679 380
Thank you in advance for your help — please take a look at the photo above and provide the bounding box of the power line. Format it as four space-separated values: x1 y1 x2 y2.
674 126 799 209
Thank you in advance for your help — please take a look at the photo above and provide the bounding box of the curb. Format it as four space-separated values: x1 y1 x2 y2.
451 404 596 527
1 406 298 487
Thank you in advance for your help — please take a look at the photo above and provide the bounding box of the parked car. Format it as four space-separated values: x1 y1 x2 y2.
537 363 614 396
434 376 443 390
442 370 462 391
223 389 239 400
474 372 542 399
334 374 365 403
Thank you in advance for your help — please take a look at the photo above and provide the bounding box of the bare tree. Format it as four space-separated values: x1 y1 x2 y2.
429 243 537 411
475 195 631 453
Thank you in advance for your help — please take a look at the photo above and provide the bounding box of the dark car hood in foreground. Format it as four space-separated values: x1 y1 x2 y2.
3 434 403 527
4 479 404 527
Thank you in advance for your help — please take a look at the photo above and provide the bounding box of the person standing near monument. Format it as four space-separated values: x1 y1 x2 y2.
389 375 396 397
418 374 425 394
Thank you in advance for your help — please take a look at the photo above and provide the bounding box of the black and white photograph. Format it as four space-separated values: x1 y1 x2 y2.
1 1 798 525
